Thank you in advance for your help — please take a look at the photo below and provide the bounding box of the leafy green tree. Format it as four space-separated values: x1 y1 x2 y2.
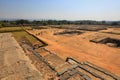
0 21 2 27
102 21 106 25
111 22 118 25
43 21 48 26
16 19 29 25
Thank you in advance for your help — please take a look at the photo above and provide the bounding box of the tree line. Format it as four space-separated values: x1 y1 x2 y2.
0 19 120 27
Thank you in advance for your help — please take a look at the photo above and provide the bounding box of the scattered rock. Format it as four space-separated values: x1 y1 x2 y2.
106 43 117 47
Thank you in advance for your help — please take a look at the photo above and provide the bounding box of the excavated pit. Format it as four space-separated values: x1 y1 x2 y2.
90 37 120 47
54 30 83 35
99 38 120 47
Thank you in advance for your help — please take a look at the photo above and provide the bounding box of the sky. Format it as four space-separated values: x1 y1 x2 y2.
0 0 120 21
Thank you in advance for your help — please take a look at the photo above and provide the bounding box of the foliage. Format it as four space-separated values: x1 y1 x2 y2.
16 19 30 25
0 26 32 33
0 19 120 27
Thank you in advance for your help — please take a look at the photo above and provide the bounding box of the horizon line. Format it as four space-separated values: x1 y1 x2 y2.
0 18 120 22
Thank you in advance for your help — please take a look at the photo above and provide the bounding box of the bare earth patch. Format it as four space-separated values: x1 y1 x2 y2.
27 28 120 76
0 33 43 80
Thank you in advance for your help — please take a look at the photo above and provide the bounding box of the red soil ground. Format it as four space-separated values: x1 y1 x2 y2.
28 28 120 76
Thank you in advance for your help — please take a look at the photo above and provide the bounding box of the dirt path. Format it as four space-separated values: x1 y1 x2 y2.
0 33 43 80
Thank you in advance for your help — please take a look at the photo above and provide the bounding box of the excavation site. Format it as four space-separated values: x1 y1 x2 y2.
1 24 120 80
1 0 120 79
90 37 120 47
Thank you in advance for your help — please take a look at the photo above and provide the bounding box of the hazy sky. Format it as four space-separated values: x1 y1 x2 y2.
0 0 120 20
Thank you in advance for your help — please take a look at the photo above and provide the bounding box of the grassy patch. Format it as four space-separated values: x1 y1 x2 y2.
12 31 43 46
0 27 32 33
0 26 44 46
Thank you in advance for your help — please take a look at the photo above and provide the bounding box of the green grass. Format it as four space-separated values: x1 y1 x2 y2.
0 27 32 33
12 31 43 46
0 26 43 46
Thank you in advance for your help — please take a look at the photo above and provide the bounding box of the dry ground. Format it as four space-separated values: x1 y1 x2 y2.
0 33 43 80
28 28 120 76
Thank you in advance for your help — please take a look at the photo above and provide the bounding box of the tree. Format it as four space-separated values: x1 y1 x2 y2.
102 21 106 25
16 19 29 25
0 21 2 27
111 22 118 25
43 21 48 26
0 20 11 27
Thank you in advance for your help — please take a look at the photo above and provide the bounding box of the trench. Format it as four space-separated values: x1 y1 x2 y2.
99 38 120 47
